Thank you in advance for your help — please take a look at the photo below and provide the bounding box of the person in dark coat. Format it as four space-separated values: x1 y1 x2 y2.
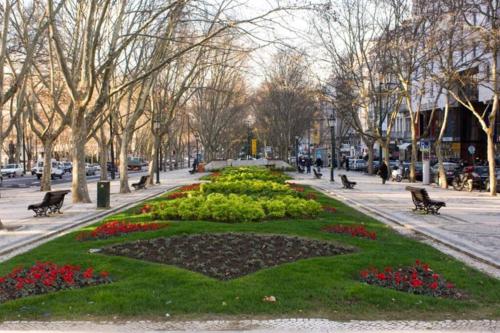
315 157 323 172
345 158 350 171
305 157 312 174
378 161 389 184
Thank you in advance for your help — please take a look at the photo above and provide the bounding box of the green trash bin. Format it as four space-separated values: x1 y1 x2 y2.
97 181 110 209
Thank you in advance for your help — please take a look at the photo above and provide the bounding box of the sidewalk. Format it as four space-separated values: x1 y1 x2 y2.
0 169 203 262
0 319 499 332
291 170 500 277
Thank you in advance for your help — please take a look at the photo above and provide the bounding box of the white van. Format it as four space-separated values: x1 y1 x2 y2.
35 159 65 180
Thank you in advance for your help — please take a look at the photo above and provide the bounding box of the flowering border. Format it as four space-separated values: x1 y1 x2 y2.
360 260 461 298
76 221 169 241
322 224 376 240
0 262 111 303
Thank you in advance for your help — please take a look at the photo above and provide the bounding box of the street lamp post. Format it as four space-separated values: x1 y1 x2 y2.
153 119 161 184
327 113 336 182
194 133 200 161
295 136 299 168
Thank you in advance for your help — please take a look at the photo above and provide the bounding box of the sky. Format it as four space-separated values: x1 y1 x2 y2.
226 0 331 88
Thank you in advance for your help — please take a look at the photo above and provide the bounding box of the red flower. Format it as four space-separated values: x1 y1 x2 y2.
0 277 5 283
100 271 109 278
410 279 423 288
360 270 369 278
83 268 94 279
15 282 24 290
446 283 454 289
377 273 386 280
415 259 421 266
430 282 439 290
432 273 439 280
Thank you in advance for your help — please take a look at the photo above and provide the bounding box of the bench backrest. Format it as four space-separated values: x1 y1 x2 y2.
47 190 70 205
139 175 149 184
405 186 427 203
341 174 349 184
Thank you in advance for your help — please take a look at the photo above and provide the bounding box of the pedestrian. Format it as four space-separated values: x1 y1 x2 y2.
378 161 389 184
341 156 346 169
191 157 198 173
315 156 323 172
345 158 350 171
306 157 312 174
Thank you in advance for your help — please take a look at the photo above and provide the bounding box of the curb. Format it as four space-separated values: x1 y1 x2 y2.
0 186 177 261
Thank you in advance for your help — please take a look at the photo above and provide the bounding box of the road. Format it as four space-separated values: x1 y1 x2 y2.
0 170 144 190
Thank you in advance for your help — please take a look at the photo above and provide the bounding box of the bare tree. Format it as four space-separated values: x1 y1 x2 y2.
253 50 318 161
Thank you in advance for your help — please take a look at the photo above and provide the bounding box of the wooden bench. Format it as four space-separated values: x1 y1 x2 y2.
28 190 70 217
313 168 322 179
406 186 446 215
132 175 149 190
340 174 356 189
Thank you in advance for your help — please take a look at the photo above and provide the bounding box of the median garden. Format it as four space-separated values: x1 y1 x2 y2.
0 166 499 320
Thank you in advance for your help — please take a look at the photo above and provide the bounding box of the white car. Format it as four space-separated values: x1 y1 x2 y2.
1 163 24 178
85 163 97 176
34 159 65 180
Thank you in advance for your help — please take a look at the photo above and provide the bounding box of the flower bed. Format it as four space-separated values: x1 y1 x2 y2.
323 206 337 213
360 260 462 298
103 233 354 280
150 193 322 223
0 262 111 303
165 192 188 200
289 183 305 192
179 183 200 192
322 224 376 240
76 221 169 241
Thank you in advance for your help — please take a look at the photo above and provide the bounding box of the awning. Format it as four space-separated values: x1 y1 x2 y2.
398 143 411 150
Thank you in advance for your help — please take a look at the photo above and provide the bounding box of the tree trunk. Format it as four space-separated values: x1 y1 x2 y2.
410 121 418 183
437 99 450 189
99 142 108 181
71 113 91 203
148 134 159 185
119 128 132 194
366 140 375 175
41 141 53 191
487 130 497 196
15 119 22 164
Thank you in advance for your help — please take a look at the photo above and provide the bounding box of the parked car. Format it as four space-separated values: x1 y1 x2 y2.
349 159 366 171
85 163 97 176
402 162 423 181
62 162 73 173
92 163 101 172
1 163 24 178
107 162 118 173
431 162 460 186
34 159 64 180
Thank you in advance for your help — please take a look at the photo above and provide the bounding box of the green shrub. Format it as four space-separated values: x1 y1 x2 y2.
149 193 318 223
214 167 290 183
201 180 294 197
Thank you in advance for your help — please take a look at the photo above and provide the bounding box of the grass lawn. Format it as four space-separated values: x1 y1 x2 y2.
0 181 499 321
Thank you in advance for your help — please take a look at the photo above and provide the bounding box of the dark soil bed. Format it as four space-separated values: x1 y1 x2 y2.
102 233 355 280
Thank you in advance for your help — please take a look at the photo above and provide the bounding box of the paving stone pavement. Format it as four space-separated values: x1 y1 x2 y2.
0 169 203 263
0 319 499 332
291 169 500 278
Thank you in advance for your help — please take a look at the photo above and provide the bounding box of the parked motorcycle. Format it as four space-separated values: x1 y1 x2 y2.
391 165 409 182
451 170 474 192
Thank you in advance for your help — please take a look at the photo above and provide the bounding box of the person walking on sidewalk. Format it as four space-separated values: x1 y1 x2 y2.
378 161 389 184
305 157 312 174
315 157 323 172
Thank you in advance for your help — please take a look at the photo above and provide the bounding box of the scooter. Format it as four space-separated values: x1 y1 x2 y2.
452 170 473 192
391 165 411 182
